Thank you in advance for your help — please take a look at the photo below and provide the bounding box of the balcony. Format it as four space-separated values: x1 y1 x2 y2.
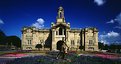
55 35 65 37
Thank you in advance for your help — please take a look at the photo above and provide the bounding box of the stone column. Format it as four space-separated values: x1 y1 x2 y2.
22 32 25 50
32 31 36 50
82 32 84 46
52 29 56 50
66 29 70 46
58 31 59 35
52 29 55 41
66 30 68 41
85 32 88 51
62 29 64 35
94 31 98 51
74 33 77 48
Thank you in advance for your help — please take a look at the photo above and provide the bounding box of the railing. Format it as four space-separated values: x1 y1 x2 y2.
55 35 65 37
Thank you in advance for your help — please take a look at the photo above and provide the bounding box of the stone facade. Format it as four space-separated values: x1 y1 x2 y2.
21 7 99 51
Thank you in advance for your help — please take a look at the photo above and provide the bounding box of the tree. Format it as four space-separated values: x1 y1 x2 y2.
6 36 21 48
79 46 84 50
0 30 6 45
44 44 50 48
109 43 116 50
104 44 109 50
35 44 42 50
98 42 104 50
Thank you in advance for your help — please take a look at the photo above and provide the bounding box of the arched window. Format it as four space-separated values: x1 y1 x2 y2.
56 31 58 35
59 28 62 35
60 12 62 18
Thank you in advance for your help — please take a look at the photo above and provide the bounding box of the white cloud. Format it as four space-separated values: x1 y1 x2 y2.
107 31 119 37
100 40 108 44
115 13 121 25
99 31 120 44
0 19 4 24
107 12 121 29
32 18 45 29
94 0 106 6
100 31 120 38
107 19 115 24
37 18 44 24
114 26 121 29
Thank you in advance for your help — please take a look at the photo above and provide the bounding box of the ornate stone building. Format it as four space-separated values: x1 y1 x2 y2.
21 7 99 51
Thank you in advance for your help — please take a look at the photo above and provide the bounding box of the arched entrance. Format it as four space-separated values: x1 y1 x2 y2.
56 40 64 50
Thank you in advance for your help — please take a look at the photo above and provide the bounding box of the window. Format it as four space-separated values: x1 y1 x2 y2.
40 40 43 43
28 40 29 44
28 40 32 45
77 39 80 45
59 28 62 35
56 31 58 35
71 40 75 45
30 40 31 44
60 12 62 18
40 40 44 45
89 40 94 46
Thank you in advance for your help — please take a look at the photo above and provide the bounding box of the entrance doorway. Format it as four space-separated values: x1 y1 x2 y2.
56 40 64 50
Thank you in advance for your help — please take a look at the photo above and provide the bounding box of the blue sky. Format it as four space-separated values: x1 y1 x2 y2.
0 0 121 44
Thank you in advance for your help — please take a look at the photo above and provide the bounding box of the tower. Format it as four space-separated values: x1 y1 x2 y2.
57 6 64 19
56 6 65 23
51 6 70 50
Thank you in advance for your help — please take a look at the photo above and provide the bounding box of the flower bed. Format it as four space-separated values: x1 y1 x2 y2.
1 52 28 58
0 51 121 64
95 53 120 60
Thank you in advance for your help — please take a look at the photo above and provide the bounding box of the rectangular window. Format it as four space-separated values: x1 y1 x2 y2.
30 40 31 44
77 39 80 44
28 40 29 44
28 40 32 45
89 40 94 46
71 40 74 45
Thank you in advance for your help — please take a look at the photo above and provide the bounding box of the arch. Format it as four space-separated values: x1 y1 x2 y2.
59 28 63 35
56 40 64 50
35 44 42 50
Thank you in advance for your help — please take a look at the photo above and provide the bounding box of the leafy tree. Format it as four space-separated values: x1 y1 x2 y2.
109 44 117 50
35 44 42 50
79 46 84 50
98 42 104 50
104 44 109 50
98 42 109 50
0 30 6 45
44 45 50 48
6 36 21 48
